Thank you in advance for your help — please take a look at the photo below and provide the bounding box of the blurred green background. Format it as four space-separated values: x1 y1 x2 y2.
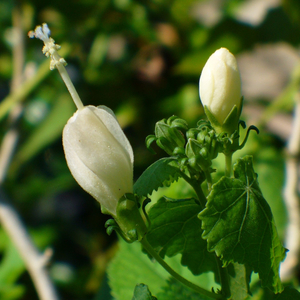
0 0 300 299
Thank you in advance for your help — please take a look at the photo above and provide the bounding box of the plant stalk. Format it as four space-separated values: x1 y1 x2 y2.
179 172 207 209
215 256 231 298
225 153 232 177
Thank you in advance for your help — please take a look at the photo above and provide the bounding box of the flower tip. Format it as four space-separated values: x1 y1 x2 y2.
27 23 51 42
28 31 35 38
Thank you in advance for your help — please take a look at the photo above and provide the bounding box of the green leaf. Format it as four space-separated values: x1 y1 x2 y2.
258 286 300 300
134 158 181 197
273 287 300 299
0 232 25 285
108 239 169 300
0 284 25 300
147 197 217 277
108 237 219 300
0 230 26 300
228 262 251 300
132 284 157 300
199 156 286 293
157 278 211 300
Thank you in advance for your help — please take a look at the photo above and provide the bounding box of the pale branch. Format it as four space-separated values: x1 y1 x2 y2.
0 4 60 300
0 193 59 300
280 92 300 281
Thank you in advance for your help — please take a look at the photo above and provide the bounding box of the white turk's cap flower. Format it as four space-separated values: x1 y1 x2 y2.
29 24 134 217
63 105 134 217
199 48 242 129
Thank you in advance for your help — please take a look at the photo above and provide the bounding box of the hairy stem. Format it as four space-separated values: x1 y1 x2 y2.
204 169 213 190
225 153 232 177
215 256 231 298
179 172 206 209
141 238 223 299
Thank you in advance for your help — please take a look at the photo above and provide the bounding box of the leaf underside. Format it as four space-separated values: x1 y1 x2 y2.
199 156 286 293
147 197 218 277
134 157 181 197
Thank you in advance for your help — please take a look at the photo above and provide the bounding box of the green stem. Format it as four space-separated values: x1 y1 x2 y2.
215 256 231 298
141 238 223 299
179 172 206 209
225 153 232 177
204 169 213 191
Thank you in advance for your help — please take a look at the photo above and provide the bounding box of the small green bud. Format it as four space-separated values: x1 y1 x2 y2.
200 147 208 158
154 118 186 156
167 116 189 132
186 138 211 170
186 128 199 140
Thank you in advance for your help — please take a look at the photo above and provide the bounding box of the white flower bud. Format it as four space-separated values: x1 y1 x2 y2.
199 47 242 126
62 105 134 216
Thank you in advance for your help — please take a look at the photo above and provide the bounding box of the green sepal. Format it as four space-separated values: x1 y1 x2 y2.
203 105 221 131
100 204 113 216
105 218 137 243
146 135 157 154
238 124 259 150
115 193 148 243
204 96 243 134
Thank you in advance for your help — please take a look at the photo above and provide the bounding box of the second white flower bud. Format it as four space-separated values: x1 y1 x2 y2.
199 47 242 133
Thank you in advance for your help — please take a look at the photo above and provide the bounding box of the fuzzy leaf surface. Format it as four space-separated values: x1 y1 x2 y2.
157 278 212 300
199 156 286 293
259 286 300 299
134 157 181 197
147 197 217 276
108 239 169 300
273 287 300 299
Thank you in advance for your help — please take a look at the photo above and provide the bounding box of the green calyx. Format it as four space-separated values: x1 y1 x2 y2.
106 193 148 243
218 121 259 157
204 96 244 135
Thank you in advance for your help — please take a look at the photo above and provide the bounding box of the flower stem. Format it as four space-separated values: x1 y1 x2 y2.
28 23 84 111
225 153 232 177
140 238 223 299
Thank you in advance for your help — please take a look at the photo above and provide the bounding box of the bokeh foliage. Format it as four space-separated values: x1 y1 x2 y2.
0 0 300 299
